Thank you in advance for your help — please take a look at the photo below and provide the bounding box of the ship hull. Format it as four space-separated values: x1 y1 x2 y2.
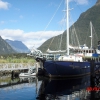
43 61 90 77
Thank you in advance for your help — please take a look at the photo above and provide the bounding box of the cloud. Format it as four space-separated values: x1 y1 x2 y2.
19 15 23 19
68 0 88 5
48 2 54 7
59 18 66 26
48 2 57 7
15 8 20 11
0 0 10 10
72 0 89 5
0 21 5 24
9 20 17 23
0 29 64 49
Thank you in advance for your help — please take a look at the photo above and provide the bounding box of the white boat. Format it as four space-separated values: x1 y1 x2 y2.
19 67 36 77
19 73 36 77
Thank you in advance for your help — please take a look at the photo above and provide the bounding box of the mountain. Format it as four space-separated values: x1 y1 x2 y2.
38 0 100 53
5 39 30 53
0 36 16 54
96 0 100 5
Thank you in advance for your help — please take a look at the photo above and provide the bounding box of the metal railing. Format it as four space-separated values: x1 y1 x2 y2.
0 63 34 71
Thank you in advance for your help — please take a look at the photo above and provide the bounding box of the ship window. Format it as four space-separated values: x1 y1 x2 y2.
92 50 94 53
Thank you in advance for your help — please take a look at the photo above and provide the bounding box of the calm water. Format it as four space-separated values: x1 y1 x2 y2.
0 75 93 100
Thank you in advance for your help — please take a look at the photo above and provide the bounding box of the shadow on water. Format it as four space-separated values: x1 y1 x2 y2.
36 75 91 100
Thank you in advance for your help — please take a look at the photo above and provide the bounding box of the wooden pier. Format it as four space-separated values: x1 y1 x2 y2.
0 63 35 77
0 63 34 71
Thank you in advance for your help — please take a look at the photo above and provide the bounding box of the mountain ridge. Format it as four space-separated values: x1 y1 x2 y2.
0 36 16 54
5 39 30 53
96 0 100 5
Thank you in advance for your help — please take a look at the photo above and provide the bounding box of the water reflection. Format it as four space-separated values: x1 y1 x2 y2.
37 76 90 100
0 75 99 100
0 77 27 88
0 76 39 100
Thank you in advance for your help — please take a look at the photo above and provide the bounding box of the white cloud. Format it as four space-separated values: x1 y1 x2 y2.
9 20 17 23
48 2 57 7
73 0 88 5
0 21 5 24
68 0 88 5
15 8 20 11
19 15 23 19
0 0 10 10
59 18 66 26
0 29 64 49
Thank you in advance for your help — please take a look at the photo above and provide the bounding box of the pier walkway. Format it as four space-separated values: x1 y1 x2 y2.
0 63 34 71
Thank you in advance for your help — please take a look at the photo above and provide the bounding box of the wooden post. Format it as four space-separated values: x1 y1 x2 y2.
11 70 14 79
36 63 38 75
90 60 95 100
40 61 43 69
90 60 95 77
98 57 99 62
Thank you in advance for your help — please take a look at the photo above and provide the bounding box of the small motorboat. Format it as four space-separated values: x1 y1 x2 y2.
19 67 36 77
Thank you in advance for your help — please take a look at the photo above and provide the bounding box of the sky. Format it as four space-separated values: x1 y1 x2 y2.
0 0 97 49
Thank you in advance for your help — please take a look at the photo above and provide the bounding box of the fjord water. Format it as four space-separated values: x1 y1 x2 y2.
0 75 90 100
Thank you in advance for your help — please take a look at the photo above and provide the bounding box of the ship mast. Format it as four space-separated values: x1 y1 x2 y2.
90 21 93 48
66 0 69 55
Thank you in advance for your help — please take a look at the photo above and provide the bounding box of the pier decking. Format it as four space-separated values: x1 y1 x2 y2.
0 63 34 71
